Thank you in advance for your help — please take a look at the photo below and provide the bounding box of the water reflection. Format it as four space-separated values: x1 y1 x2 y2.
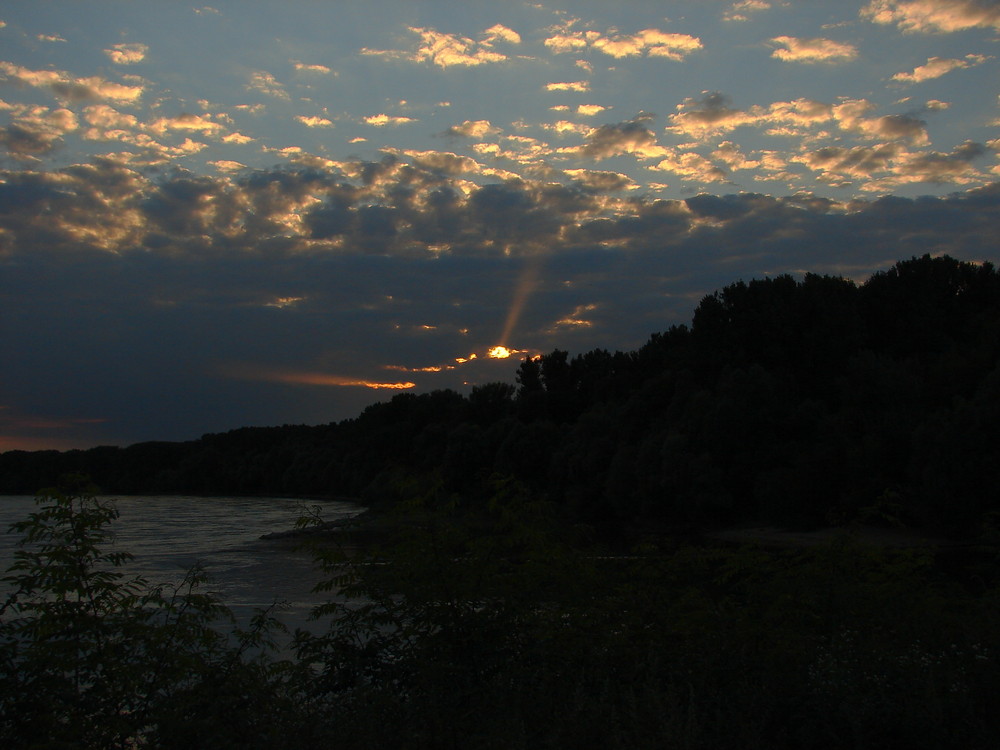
0 494 362 631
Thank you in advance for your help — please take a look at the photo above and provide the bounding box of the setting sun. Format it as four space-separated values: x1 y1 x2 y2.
488 346 512 359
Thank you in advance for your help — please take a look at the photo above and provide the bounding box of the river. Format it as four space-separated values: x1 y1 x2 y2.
0 494 363 633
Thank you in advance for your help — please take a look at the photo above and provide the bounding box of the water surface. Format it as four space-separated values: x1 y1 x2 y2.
0 494 361 627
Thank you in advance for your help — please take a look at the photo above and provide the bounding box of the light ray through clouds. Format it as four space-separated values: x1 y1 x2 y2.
0 0 999 449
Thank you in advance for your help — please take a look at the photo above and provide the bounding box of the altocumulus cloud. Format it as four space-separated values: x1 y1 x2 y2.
862 0 1000 33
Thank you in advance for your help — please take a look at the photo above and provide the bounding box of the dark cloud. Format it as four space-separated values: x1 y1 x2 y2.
2 155 999 448
0 122 62 156
580 115 660 160
668 92 760 138
801 143 900 179
902 140 988 181
868 113 928 142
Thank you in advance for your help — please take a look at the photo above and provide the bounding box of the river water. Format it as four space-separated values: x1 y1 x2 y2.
0 494 362 632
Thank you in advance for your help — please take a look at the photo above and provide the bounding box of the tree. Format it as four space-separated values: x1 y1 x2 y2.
0 478 300 749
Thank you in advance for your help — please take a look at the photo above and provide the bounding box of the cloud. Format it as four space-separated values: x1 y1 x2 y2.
712 141 762 170
862 0 1000 32
0 61 144 103
221 364 416 391
443 119 501 139
542 120 593 136
293 62 333 74
769 36 858 63
2 157 999 446
363 113 417 127
222 131 254 144
397 149 482 175
562 169 635 192
545 26 702 61
891 53 991 82
668 92 764 138
762 98 835 129
38 34 68 43
890 140 989 184
482 24 521 45
546 81 590 93
209 160 246 172
577 104 608 116
857 112 930 144
246 70 289 100
296 115 334 128
796 143 902 183
0 106 78 158
650 149 729 183
83 104 139 130
580 115 666 160
723 1 774 22
796 139 989 188
105 43 149 65
362 25 518 68
146 112 225 137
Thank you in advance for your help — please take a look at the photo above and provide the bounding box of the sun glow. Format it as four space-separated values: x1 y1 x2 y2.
219 364 415 390
488 346 513 359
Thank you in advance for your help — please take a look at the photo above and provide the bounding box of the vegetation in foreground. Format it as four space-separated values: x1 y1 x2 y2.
2 480 999 749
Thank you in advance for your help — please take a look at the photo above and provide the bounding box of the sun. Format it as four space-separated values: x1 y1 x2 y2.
488 345 512 359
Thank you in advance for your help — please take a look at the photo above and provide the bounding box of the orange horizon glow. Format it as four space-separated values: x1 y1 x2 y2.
219 364 416 390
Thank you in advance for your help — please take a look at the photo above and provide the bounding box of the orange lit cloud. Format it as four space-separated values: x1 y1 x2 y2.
0 407 109 451
105 43 149 65
545 26 702 61
546 81 591 92
862 0 1000 33
296 115 334 128
723 1 774 22
0 61 144 103
361 25 519 68
891 54 990 83
364 113 417 127
246 70 289 100
769 36 858 64
221 364 415 390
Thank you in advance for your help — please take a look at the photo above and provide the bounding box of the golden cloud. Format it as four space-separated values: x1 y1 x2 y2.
362 25 517 68
891 54 990 83
545 27 702 61
769 36 858 63
723 1 774 22
364 113 417 127
862 0 1000 33
545 81 590 92
0 61 144 103
105 43 149 65
221 364 416 390
296 115 334 128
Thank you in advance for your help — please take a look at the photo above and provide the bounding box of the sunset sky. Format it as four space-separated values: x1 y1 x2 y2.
2 0 999 451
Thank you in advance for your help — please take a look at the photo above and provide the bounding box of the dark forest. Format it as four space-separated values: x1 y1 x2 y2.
4 253 1000 539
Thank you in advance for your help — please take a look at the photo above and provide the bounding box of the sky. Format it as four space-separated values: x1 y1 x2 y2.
1 0 999 451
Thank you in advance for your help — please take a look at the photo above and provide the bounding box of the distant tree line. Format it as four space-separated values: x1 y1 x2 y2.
4 254 1000 537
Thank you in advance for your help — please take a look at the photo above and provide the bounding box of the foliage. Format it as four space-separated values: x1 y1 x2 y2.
0 479 303 749
2 477 1000 748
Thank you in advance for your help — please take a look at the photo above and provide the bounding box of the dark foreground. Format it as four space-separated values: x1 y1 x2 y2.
2 482 999 749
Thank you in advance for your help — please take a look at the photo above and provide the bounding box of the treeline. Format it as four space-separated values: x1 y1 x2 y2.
4 254 1000 537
